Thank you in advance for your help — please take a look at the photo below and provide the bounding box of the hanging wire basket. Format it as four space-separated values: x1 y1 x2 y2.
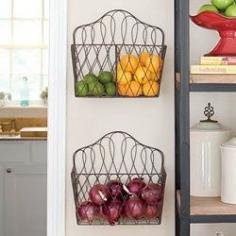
71 131 166 225
71 9 167 98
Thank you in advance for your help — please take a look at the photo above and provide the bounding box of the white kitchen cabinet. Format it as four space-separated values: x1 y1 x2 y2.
31 141 47 164
0 141 47 236
0 141 31 163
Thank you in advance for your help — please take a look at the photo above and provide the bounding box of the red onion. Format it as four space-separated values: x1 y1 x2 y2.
141 183 163 204
145 204 160 219
127 178 146 196
124 196 145 219
77 201 100 222
107 180 124 199
102 199 123 225
89 184 110 205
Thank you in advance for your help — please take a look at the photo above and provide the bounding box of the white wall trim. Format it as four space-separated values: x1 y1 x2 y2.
47 0 67 235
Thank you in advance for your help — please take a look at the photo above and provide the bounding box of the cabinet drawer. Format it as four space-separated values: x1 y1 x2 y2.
31 141 47 164
0 141 30 163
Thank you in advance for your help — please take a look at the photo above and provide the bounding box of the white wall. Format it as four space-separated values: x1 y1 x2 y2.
66 0 174 236
190 0 236 235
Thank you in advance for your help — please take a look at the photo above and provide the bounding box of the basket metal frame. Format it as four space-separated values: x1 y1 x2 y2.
71 131 167 225
71 9 167 98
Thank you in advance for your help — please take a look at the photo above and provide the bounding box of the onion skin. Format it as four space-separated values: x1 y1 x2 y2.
124 196 145 219
127 178 146 196
77 201 100 222
141 183 163 205
89 184 110 205
102 199 123 225
107 180 125 199
145 204 161 219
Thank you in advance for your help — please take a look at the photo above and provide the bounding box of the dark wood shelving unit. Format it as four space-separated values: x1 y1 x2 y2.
175 1 236 235
190 83 236 92
177 191 236 224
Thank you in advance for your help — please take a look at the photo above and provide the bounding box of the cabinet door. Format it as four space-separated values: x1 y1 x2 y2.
0 141 30 163
4 165 47 236
0 166 4 235
31 141 47 164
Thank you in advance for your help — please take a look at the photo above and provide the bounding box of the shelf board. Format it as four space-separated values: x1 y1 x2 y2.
190 74 236 92
190 74 236 84
190 83 236 92
176 191 236 223
175 73 236 92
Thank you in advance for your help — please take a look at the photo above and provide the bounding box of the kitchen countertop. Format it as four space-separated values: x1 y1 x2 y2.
0 135 47 141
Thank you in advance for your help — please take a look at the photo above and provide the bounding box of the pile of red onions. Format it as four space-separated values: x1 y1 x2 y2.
77 201 100 222
89 184 110 205
77 179 164 225
102 199 123 225
127 178 146 196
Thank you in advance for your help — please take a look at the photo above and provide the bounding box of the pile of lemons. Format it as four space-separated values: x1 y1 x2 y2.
117 52 162 97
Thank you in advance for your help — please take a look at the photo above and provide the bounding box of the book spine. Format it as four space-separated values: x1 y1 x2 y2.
191 65 236 74
201 57 236 65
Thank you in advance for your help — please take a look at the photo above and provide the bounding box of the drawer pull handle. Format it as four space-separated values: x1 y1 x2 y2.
6 168 12 173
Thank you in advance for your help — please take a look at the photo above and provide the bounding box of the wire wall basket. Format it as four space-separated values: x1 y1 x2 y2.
71 9 167 98
71 131 166 225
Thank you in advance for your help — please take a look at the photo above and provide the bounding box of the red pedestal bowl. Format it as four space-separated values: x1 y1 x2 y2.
190 12 236 56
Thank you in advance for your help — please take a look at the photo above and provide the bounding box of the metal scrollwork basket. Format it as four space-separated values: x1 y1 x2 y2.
71 131 166 225
71 9 167 97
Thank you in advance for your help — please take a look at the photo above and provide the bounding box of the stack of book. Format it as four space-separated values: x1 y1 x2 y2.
190 56 236 83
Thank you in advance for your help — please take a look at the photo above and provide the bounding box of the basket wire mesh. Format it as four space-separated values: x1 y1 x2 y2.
71 9 167 97
71 131 166 225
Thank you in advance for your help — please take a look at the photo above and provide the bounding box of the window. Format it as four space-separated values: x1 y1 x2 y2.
0 0 49 102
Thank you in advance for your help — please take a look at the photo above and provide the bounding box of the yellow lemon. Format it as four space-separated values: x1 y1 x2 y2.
119 54 139 73
116 62 122 72
149 72 157 81
149 70 162 81
134 66 152 84
117 70 132 85
126 81 142 97
142 81 160 97
118 84 128 96
145 55 162 74
139 52 151 66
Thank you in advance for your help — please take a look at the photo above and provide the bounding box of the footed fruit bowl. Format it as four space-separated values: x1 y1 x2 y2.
191 12 236 56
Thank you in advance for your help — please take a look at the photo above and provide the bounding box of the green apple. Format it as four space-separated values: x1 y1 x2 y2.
211 0 234 11
225 4 236 17
199 4 219 13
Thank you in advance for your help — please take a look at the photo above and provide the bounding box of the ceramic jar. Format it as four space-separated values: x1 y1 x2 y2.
190 103 232 197
221 137 236 204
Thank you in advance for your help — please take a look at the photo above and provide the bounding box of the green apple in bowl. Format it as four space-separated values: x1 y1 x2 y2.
225 4 236 17
199 4 219 13
211 0 234 11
